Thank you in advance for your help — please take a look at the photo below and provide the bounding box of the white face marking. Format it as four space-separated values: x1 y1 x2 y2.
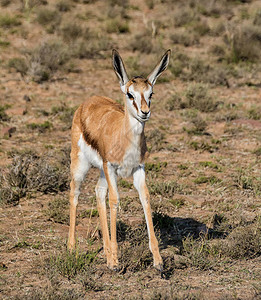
126 84 152 122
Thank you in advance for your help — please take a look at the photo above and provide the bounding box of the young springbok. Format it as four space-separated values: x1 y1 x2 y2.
68 49 171 271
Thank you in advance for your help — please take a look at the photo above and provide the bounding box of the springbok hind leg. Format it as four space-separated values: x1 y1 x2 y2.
103 163 119 270
133 165 163 271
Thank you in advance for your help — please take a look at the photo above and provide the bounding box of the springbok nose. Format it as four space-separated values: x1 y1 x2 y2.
141 110 150 115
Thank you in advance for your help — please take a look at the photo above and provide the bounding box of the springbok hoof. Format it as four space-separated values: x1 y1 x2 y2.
154 263 163 272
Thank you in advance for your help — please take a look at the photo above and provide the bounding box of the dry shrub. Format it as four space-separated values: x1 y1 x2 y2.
197 0 225 18
165 94 183 111
184 83 217 112
185 114 208 135
59 22 91 42
146 128 166 152
56 0 72 12
13 285 84 300
253 9 261 26
170 54 229 86
220 224 261 259
181 235 217 270
8 57 28 76
36 8 62 33
105 18 129 34
131 34 153 54
224 24 261 63
193 20 210 36
72 37 111 59
173 6 199 27
27 40 70 82
48 249 98 279
170 30 199 47
0 150 70 205
0 0 11 7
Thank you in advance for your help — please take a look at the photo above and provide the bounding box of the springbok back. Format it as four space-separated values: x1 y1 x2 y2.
68 49 171 271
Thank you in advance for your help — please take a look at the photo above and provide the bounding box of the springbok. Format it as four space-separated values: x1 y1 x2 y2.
68 49 171 271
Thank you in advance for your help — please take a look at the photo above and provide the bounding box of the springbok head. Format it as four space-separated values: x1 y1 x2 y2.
112 49 171 123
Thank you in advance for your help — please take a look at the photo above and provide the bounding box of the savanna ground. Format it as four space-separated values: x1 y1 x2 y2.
0 0 261 299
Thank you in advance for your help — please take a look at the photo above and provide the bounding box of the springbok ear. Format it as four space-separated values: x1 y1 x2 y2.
147 49 171 86
112 49 129 87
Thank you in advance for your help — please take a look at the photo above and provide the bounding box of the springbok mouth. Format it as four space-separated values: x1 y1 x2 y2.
138 115 150 122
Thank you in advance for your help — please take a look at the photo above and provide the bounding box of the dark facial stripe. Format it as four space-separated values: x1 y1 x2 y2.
133 100 138 112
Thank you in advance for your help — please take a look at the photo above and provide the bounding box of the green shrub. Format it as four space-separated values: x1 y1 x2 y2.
0 14 21 28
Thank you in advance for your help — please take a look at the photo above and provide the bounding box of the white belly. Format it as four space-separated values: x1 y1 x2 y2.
78 134 103 169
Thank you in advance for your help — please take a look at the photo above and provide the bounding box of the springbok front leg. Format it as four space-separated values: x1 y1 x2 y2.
103 162 119 270
95 170 111 262
133 165 163 271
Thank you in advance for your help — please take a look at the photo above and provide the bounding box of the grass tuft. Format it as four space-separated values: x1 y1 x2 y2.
120 224 153 272
46 197 69 225
48 249 98 279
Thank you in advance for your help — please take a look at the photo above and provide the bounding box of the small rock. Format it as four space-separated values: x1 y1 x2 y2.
2 127 16 138
23 95 31 102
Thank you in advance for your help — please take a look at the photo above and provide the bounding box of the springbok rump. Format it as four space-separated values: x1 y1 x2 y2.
68 49 171 271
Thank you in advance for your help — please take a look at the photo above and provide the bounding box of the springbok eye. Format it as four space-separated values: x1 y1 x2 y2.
149 92 154 99
127 92 134 100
